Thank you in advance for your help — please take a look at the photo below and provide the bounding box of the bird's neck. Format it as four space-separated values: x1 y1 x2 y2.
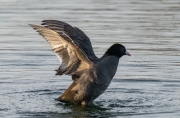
98 55 120 80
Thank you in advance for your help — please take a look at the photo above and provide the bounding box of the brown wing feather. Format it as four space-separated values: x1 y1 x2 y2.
41 20 98 61
29 24 91 75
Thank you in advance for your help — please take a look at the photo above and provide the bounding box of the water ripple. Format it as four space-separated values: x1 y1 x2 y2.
1 0 180 118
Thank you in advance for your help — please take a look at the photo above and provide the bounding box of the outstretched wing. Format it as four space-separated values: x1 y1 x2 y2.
29 24 92 75
41 20 98 61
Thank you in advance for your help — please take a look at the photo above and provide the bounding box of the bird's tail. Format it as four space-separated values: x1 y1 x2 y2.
55 81 77 103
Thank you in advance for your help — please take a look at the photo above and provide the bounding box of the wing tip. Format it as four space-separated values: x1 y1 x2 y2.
29 24 44 31
29 24 37 29
28 24 33 27
42 20 50 22
42 20 59 24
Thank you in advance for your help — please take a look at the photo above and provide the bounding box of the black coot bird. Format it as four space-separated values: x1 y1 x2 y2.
29 20 131 106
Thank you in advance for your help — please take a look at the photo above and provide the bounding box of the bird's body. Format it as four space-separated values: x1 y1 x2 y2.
29 20 130 106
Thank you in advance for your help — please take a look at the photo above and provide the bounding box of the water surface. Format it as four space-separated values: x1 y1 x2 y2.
1 0 180 117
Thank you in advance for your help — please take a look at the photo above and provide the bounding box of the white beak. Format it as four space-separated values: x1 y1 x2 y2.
125 51 131 56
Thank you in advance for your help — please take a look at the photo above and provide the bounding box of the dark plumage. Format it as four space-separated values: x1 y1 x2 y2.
29 20 131 106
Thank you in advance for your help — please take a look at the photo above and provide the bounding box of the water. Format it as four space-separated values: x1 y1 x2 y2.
1 0 180 117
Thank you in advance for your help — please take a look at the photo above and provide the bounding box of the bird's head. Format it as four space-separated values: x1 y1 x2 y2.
106 43 131 58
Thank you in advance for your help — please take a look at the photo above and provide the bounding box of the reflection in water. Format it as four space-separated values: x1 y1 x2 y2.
57 103 109 118
1 0 180 118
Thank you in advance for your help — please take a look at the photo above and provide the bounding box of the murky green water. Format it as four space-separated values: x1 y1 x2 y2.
1 0 180 117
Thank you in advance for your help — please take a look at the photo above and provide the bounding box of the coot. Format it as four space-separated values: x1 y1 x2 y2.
29 20 131 106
